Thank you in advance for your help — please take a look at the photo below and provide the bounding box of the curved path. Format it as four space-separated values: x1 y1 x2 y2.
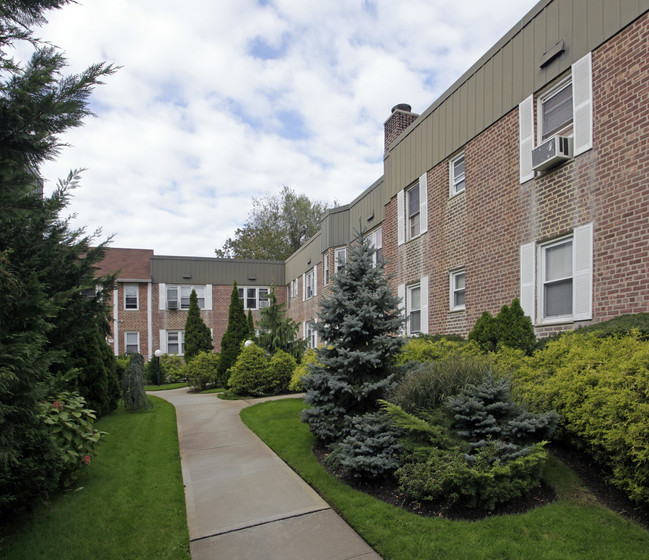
154 388 382 560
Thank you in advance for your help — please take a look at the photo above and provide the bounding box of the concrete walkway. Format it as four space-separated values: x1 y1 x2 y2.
154 388 382 560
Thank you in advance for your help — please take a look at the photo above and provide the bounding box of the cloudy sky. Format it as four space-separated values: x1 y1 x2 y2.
35 0 538 257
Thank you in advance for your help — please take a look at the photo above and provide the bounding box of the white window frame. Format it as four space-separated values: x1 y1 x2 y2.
540 236 574 321
239 286 271 310
449 153 466 197
305 320 318 349
334 247 346 274
125 331 140 354
365 228 383 267
180 285 205 310
324 253 329 285
406 183 421 241
164 284 210 310
167 330 184 356
538 77 573 143
450 269 466 311
124 284 139 310
305 269 315 299
407 284 421 335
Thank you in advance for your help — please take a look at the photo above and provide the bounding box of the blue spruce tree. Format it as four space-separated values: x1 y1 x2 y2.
302 230 405 444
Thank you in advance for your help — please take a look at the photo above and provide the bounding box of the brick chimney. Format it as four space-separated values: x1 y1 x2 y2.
384 103 418 152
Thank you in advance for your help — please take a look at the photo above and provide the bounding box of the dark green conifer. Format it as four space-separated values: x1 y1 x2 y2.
184 289 213 362
257 287 304 360
121 354 152 411
217 282 248 386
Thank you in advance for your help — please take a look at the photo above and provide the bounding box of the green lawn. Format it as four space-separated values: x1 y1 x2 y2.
241 398 649 560
145 382 188 391
0 396 190 560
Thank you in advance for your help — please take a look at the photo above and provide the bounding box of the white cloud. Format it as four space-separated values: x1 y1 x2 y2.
36 0 538 257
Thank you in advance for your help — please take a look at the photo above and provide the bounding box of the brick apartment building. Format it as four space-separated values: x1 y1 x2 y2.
99 0 649 358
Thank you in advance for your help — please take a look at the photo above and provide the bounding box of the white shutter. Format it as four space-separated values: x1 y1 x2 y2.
159 330 167 353
204 284 212 310
519 242 536 323
573 223 593 321
314 265 318 297
572 52 593 156
397 190 405 246
302 273 306 302
419 173 428 234
397 283 406 334
519 95 535 183
313 318 318 347
420 276 429 334
158 283 166 310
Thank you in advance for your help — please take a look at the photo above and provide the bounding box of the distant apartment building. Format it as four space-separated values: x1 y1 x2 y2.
99 0 649 357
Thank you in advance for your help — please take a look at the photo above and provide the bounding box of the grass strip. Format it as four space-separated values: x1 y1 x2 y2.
241 398 649 560
145 382 188 391
0 396 190 560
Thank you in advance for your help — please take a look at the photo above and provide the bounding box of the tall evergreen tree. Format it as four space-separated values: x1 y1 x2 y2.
302 231 405 444
246 309 255 339
216 282 248 386
184 289 213 362
257 287 304 360
0 0 116 514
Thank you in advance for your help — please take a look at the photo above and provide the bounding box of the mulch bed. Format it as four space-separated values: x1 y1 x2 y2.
313 443 649 528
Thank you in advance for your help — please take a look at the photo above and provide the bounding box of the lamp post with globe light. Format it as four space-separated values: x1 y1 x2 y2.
154 349 163 386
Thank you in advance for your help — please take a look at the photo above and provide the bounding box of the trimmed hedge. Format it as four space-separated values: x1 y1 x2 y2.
514 331 649 504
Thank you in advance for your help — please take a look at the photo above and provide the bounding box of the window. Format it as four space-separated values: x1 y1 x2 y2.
167 331 184 355
324 253 329 285
290 279 299 298
305 269 315 299
450 153 466 196
366 228 383 266
165 285 207 310
540 79 573 141
180 286 204 309
519 223 593 324
541 238 573 319
305 321 317 349
238 286 271 309
407 285 421 335
450 270 466 311
124 284 138 309
407 184 420 240
334 247 346 274
125 332 139 354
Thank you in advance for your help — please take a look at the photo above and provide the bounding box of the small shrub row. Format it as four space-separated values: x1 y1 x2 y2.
228 344 297 397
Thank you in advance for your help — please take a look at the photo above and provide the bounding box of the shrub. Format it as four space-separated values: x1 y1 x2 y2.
184 289 213 362
217 282 249 386
160 354 186 383
397 336 479 365
390 354 492 413
227 343 270 396
38 391 106 486
514 331 649 504
289 348 318 392
335 412 404 479
469 299 536 355
185 352 219 391
121 353 153 411
266 350 297 395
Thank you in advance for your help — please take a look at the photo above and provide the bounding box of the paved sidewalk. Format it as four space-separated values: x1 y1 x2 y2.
154 388 382 560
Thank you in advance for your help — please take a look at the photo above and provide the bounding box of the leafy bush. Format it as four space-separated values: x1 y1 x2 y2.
335 412 404 479
266 350 297 395
469 299 536 355
514 331 649 504
38 391 106 486
160 354 186 383
185 351 219 391
397 336 479 365
227 343 271 396
289 348 318 392
391 354 492 413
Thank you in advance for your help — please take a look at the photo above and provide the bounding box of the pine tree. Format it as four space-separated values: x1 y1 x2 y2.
0 1 116 515
217 282 248 386
184 289 213 362
302 230 405 444
246 309 255 339
257 287 304 360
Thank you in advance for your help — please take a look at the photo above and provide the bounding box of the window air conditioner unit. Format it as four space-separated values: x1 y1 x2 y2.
167 299 178 310
532 136 573 172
